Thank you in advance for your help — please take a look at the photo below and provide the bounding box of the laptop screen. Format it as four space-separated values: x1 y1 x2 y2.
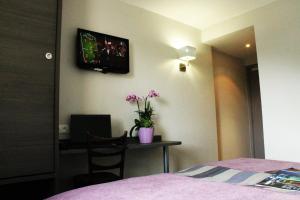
70 114 112 143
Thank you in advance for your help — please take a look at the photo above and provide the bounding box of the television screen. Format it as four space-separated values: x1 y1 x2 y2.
77 28 129 74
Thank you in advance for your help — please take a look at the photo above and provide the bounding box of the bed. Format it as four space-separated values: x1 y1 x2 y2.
48 158 300 200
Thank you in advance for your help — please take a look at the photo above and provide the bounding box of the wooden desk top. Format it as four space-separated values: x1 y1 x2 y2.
127 141 181 150
59 139 181 153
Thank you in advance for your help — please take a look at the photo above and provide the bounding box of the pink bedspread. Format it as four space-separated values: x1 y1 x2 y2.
48 158 300 200
208 158 300 172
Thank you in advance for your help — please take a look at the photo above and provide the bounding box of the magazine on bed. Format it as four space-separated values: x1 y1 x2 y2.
256 168 300 192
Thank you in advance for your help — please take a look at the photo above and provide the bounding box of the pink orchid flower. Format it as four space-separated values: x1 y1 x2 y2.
126 94 141 103
148 90 159 98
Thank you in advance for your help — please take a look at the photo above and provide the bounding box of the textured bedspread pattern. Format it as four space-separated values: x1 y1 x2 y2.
48 174 300 200
177 165 271 186
48 158 300 200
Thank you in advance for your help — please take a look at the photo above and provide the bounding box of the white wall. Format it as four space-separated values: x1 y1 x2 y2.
212 49 251 160
203 0 300 162
60 0 218 176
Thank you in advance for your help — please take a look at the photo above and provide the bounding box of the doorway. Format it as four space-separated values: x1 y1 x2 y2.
207 26 265 160
247 65 265 158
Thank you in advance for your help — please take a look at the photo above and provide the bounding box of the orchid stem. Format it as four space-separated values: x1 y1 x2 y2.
137 100 141 120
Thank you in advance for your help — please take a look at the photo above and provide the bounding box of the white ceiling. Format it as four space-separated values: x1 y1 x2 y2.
120 0 276 29
206 26 257 60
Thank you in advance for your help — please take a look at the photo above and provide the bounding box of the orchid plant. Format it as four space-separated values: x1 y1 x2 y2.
126 90 159 137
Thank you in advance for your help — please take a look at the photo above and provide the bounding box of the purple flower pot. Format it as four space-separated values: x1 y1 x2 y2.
138 128 154 144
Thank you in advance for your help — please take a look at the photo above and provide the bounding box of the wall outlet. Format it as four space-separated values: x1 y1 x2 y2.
59 124 70 140
59 124 69 134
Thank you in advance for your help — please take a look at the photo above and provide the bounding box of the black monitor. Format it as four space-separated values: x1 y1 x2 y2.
70 114 112 143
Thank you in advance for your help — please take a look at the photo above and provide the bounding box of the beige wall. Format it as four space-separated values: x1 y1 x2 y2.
203 0 300 162
212 49 251 160
60 0 218 176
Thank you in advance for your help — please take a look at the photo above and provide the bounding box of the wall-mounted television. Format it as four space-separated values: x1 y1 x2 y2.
77 28 129 74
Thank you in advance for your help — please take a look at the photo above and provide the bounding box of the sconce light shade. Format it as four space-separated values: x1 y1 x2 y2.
178 46 197 61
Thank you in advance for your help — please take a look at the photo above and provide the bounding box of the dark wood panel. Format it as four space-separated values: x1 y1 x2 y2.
0 145 54 179
0 0 58 179
0 179 55 199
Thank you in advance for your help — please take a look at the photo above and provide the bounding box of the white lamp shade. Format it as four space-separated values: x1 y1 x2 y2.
178 46 196 61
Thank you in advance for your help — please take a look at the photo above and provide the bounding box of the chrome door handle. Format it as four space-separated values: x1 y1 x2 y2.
45 52 53 60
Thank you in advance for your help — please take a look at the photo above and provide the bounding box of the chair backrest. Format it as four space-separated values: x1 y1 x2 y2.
87 131 127 178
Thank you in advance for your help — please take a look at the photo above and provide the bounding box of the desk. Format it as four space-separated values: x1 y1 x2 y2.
60 140 182 173
127 141 182 173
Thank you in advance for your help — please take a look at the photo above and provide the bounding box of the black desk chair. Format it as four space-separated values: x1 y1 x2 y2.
74 132 127 188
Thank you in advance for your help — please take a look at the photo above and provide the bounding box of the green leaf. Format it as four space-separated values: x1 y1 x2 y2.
134 119 140 126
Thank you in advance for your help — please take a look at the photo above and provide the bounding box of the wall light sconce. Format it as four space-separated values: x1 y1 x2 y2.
178 46 196 72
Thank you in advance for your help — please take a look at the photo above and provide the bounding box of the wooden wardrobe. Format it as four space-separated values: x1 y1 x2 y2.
0 0 60 190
